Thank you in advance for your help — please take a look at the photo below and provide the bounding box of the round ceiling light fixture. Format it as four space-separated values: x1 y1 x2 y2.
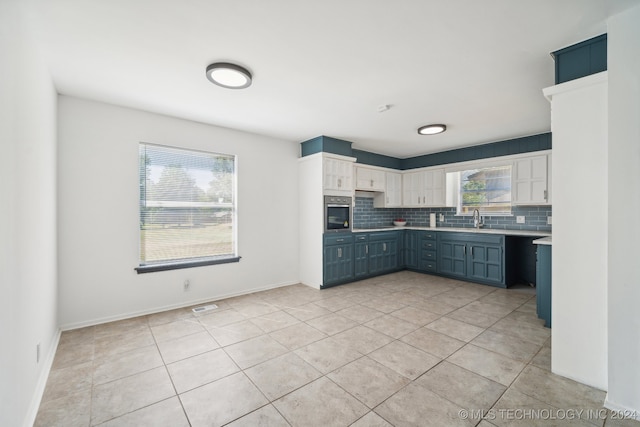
206 62 252 89
418 124 447 135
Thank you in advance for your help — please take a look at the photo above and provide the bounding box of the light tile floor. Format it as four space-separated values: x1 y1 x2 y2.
35 271 640 427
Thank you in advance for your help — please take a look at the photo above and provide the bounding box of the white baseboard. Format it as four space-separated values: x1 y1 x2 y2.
23 328 61 427
604 393 640 421
59 280 300 331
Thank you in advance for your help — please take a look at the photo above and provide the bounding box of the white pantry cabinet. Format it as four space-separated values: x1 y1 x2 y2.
355 165 386 191
402 168 445 207
512 154 550 205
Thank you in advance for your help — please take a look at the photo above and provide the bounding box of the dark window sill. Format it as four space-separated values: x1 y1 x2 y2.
135 256 241 274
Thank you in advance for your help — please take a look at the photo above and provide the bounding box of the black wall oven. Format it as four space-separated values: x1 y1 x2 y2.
324 195 352 232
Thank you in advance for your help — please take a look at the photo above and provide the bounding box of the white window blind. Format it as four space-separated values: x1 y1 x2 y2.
139 143 236 267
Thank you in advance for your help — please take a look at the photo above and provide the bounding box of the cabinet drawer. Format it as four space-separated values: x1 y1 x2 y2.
354 234 368 242
422 250 437 261
421 240 437 250
422 232 437 241
420 260 437 272
324 234 354 246
369 231 398 241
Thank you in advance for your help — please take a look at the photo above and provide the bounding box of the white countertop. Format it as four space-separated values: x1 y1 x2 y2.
353 226 551 238
532 236 553 245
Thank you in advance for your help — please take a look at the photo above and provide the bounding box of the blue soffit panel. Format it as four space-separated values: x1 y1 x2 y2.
551 34 607 84
300 132 551 170
300 135 353 157
400 133 551 170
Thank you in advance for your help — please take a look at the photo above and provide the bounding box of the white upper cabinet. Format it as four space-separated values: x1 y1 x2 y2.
425 168 445 206
374 171 402 208
323 156 354 194
512 154 550 205
402 168 445 207
355 166 386 191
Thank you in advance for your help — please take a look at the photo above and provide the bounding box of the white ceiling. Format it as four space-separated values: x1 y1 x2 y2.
26 0 640 158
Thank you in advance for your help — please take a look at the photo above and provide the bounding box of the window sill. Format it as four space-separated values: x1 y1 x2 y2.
135 256 241 274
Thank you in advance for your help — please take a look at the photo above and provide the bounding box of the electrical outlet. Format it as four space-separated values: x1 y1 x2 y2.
516 216 525 224
36 343 40 364
547 216 552 225
183 279 190 291
439 214 444 222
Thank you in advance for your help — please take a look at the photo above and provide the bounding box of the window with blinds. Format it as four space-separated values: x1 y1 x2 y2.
458 165 512 215
137 143 237 272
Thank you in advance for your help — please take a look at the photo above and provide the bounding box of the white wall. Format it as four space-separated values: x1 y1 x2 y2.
544 72 608 390
606 4 640 417
57 97 299 328
0 1 59 426
298 154 324 288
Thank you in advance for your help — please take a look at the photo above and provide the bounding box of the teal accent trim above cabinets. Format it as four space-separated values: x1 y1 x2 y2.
300 135 353 157
401 133 551 170
301 133 551 171
552 34 607 84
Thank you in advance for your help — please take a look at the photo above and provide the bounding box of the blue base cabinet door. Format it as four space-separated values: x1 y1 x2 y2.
403 230 420 269
438 239 467 278
468 242 504 285
368 232 399 275
354 234 369 279
323 234 354 287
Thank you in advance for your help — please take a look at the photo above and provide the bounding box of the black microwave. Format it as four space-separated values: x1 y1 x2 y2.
324 195 352 232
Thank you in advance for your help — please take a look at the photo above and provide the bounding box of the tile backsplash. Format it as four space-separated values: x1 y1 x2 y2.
353 196 552 232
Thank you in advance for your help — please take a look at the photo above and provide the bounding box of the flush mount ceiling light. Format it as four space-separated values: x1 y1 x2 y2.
418 124 447 135
206 62 252 89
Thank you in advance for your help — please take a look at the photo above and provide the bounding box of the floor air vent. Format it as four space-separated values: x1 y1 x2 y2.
192 304 218 313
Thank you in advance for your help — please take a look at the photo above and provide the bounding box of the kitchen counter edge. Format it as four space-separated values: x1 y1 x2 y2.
352 226 551 238
532 236 553 245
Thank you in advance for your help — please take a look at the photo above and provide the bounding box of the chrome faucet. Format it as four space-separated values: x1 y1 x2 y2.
472 209 482 228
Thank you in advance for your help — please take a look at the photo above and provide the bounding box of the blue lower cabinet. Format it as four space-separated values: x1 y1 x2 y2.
326 231 400 285
323 234 354 287
438 239 467 279
403 230 420 269
468 242 504 285
368 232 399 275
324 229 511 289
354 234 369 279
437 232 506 287
536 245 552 327
418 232 438 273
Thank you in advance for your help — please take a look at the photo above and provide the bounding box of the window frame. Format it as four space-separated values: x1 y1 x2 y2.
135 142 240 274
445 158 514 217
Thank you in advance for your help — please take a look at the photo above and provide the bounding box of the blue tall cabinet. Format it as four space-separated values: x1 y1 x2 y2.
535 239 552 327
